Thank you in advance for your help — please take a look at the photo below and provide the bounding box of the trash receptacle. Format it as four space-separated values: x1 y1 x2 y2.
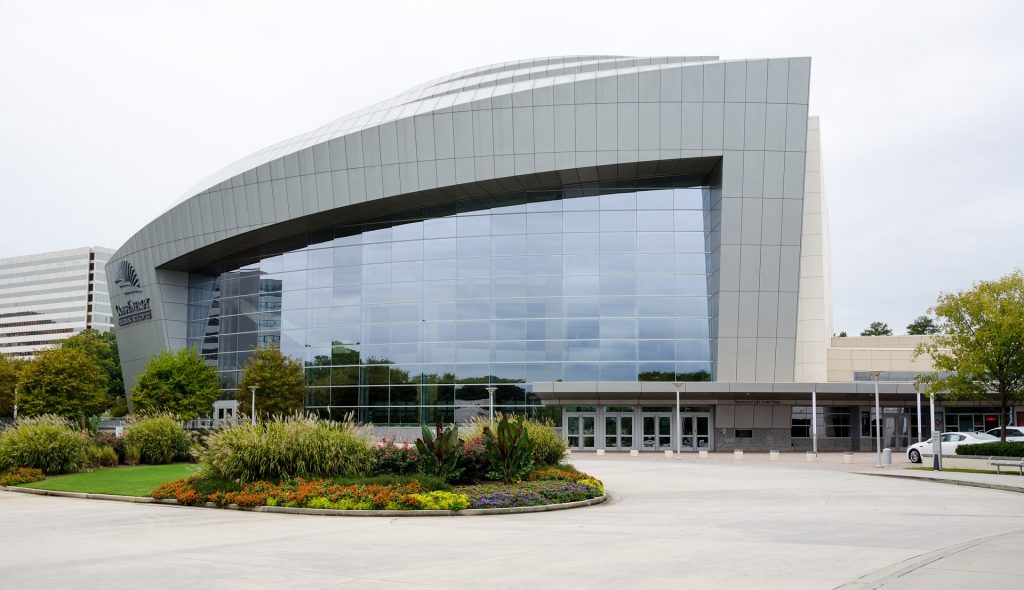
882 448 892 465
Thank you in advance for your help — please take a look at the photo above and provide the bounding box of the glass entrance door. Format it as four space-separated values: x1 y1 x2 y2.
642 414 672 450
679 413 713 451
605 415 634 450
566 413 596 450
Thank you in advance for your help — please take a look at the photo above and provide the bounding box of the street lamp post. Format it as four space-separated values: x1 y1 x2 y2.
871 371 881 466
485 386 497 422
12 385 17 421
672 381 684 453
248 385 259 425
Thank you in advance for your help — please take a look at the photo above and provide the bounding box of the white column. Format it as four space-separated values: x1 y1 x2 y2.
811 385 818 455
872 372 881 466
916 383 923 444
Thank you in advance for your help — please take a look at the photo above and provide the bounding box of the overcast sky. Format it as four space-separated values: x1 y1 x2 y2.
1 1 1021 335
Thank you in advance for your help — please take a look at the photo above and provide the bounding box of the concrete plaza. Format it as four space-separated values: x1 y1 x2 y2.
2 454 1022 589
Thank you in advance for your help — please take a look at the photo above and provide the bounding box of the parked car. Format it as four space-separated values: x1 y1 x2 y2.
906 431 999 463
984 426 1024 442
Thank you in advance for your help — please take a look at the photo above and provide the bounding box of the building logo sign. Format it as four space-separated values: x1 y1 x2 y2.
113 260 151 326
114 260 143 294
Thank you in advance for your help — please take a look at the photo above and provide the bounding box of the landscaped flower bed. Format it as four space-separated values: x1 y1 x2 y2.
150 464 603 512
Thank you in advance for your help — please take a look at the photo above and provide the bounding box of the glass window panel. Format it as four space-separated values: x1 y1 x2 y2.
457 301 490 320
564 254 599 276
456 278 490 299
563 211 599 233
639 318 674 339
599 274 634 296
601 192 636 210
527 212 562 233
601 232 635 253
637 232 674 253
675 232 705 253
457 215 491 237
492 256 528 277
637 189 674 209
528 255 563 275
526 233 562 255
491 234 526 256
308 267 333 289
526 363 562 382
564 363 600 381
457 237 491 259
562 194 600 211
600 340 636 361
563 233 600 254
424 238 456 259
676 340 711 361
491 213 526 235
601 210 636 231
600 253 636 274
601 296 636 317
392 241 423 262
392 222 423 241
423 217 456 238
424 258 457 281
674 188 704 209
601 318 636 339
601 363 637 381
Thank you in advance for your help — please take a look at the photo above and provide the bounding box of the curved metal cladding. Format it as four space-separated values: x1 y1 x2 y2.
109 55 812 392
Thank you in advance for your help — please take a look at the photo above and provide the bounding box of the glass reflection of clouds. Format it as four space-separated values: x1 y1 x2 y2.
187 178 714 425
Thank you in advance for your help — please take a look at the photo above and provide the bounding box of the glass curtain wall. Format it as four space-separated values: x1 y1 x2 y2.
187 177 714 425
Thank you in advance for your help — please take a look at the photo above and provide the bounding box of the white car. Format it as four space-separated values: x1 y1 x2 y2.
906 431 998 463
985 426 1024 442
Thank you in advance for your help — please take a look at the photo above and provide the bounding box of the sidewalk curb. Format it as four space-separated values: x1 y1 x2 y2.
1 485 606 516
853 472 1024 494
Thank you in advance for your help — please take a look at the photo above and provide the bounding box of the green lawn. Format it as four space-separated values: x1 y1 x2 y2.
21 464 200 496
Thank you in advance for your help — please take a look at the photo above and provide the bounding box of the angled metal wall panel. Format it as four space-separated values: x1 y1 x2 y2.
108 56 812 390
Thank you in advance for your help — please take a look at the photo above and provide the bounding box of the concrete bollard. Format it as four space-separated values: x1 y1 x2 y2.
596 449 605 456
698 450 709 459
664 450 674 458
806 451 817 462
733 449 743 460
843 452 855 464
769 450 780 461
629 449 639 456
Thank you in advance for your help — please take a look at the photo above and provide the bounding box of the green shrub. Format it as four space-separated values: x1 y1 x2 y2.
483 415 534 483
85 444 119 468
202 415 374 482
467 414 566 466
522 419 567 465
90 432 126 463
124 445 141 466
123 414 190 464
415 420 464 482
955 441 1024 457
0 415 90 474
0 467 45 486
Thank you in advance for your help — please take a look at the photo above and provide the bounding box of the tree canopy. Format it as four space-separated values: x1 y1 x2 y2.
59 328 125 411
916 271 1024 441
0 354 27 417
906 315 940 335
132 346 221 420
237 346 307 419
860 321 893 336
17 348 108 422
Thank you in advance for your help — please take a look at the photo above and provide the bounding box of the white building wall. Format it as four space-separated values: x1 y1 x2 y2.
0 246 114 357
794 116 833 381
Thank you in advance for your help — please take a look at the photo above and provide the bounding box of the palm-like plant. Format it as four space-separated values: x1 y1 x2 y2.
415 419 463 482
483 415 534 483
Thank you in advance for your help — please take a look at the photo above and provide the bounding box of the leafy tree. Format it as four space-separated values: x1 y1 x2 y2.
860 321 893 336
237 346 306 419
0 355 27 418
906 315 940 335
17 348 107 425
916 271 1024 441
837 331 848 337
59 328 125 411
132 346 221 420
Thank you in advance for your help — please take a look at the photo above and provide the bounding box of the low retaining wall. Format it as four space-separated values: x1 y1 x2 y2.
2 485 606 516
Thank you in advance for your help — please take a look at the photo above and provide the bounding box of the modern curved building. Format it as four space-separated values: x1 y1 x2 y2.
114 55 905 452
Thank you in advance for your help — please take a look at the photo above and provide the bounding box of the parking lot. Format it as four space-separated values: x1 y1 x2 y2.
2 454 1022 589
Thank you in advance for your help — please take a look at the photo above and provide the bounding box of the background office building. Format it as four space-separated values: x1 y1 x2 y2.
109 56 1006 452
0 246 114 357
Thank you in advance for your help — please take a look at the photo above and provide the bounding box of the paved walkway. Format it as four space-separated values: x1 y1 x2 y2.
3 456 1024 589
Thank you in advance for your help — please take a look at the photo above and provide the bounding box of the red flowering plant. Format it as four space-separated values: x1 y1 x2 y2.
370 435 419 476
454 435 490 484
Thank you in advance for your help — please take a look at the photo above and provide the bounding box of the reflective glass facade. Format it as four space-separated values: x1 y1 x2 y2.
188 178 715 425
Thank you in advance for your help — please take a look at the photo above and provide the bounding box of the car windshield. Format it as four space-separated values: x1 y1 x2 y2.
973 433 999 440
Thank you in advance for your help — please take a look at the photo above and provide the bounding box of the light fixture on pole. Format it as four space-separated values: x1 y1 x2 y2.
811 384 818 456
672 381 684 453
485 386 497 422
248 385 259 425
12 385 17 421
871 371 881 466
